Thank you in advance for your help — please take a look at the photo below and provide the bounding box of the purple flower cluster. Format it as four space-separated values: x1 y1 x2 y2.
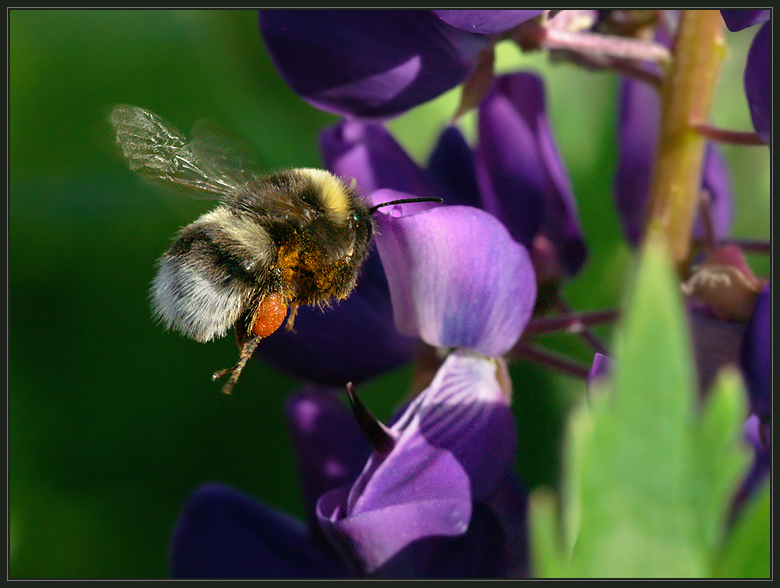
172 366 529 577
172 192 538 576
170 10 770 577
256 69 585 385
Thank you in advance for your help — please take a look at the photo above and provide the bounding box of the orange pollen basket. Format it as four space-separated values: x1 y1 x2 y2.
252 295 289 338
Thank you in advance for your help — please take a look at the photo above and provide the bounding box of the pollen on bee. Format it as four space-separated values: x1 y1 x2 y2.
252 294 288 338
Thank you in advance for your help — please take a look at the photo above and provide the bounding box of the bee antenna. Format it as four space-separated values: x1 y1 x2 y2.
212 334 262 395
368 196 443 214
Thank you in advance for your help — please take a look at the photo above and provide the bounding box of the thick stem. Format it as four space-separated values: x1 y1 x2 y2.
643 10 726 271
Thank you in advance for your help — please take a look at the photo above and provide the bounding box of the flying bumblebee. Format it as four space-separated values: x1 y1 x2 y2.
109 104 438 394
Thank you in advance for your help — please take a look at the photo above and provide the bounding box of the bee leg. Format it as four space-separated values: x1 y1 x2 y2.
284 303 299 332
212 334 262 395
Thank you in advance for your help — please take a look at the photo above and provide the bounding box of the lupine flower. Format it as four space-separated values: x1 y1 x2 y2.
318 351 525 577
169 481 349 578
743 19 771 144
256 71 584 386
284 385 373 538
325 72 587 279
258 10 547 120
720 10 769 32
371 197 536 356
171 197 537 578
321 121 444 203
318 202 536 576
475 73 586 277
167 9 768 580
258 10 490 120
171 359 529 578
731 414 770 520
720 11 771 144
740 281 770 423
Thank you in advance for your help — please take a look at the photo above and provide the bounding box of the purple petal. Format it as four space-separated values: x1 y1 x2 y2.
317 351 516 575
697 143 734 240
475 72 586 275
320 119 443 200
285 387 371 534
744 20 771 144
383 351 517 501
485 471 530 578
259 10 489 119
257 250 420 386
740 282 770 420
371 502 508 578
170 483 347 578
720 10 769 32
476 74 546 247
318 456 472 575
614 77 659 246
373 196 537 356
534 94 588 276
731 414 770 518
587 352 614 393
743 413 770 453
426 125 483 208
433 10 544 34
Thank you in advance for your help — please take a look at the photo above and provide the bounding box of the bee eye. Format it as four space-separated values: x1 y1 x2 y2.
299 189 317 206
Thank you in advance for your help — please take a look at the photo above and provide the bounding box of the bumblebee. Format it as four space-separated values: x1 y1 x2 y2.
110 104 438 393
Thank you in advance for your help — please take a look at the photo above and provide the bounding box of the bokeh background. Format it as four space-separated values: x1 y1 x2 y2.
9 10 769 578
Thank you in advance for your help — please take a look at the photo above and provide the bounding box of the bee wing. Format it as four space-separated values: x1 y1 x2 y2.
110 104 260 199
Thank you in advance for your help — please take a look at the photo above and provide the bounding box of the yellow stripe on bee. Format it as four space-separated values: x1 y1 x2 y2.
300 168 350 224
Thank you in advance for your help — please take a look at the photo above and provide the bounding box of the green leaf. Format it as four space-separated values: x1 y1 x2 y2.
714 479 770 578
530 238 752 578
527 489 567 578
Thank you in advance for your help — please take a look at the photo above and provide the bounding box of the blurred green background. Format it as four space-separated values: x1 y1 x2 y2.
9 10 769 578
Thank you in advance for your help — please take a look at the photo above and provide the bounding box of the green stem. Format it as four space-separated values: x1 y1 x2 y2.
643 10 726 272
